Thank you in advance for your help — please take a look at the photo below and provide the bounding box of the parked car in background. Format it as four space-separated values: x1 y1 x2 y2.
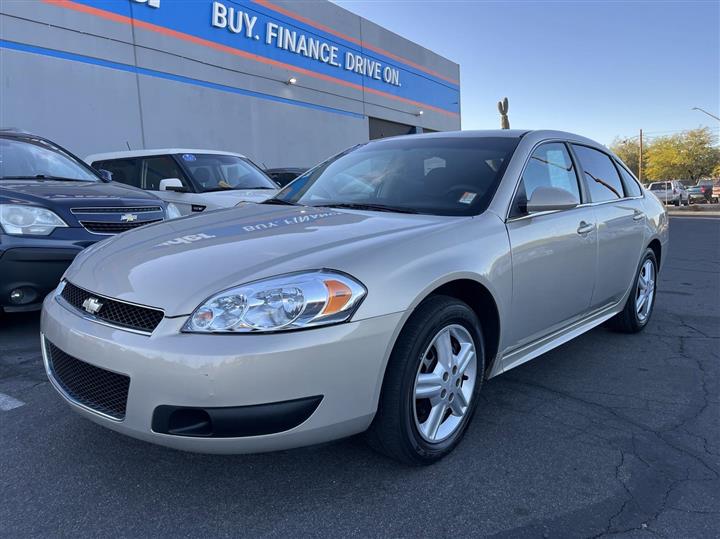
265 167 308 187
686 179 716 204
0 130 178 313
713 181 720 203
42 130 668 465
648 180 688 206
86 150 279 216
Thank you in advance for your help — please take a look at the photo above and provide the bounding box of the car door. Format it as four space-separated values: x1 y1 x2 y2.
505 142 597 348
571 145 646 309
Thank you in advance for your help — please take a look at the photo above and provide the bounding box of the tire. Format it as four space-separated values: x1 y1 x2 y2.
366 295 485 465
608 248 658 333
673 199 680 206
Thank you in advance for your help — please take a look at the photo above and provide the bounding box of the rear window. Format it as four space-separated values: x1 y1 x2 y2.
650 183 669 191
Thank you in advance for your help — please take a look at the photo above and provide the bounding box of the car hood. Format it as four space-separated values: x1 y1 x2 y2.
65 204 455 316
200 189 278 206
0 180 162 206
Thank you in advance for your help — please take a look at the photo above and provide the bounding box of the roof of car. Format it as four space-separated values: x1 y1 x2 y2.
85 148 248 164
372 129 603 147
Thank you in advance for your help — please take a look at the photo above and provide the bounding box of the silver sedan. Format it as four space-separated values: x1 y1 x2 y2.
40 130 668 465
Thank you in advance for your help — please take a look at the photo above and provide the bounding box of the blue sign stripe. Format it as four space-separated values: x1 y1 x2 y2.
243 0 459 90
0 39 366 120
75 0 460 115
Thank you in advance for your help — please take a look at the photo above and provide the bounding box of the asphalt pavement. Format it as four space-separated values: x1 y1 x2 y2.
1 216 718 538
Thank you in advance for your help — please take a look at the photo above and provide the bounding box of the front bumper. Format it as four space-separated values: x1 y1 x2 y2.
41 294 402 454
0 240 88 311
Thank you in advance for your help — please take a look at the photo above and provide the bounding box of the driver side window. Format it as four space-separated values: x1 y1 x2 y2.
512 143 580 216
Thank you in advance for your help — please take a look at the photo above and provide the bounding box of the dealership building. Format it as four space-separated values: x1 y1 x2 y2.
0 0 461 168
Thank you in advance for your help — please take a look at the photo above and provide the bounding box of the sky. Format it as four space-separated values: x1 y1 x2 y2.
333 0 720 145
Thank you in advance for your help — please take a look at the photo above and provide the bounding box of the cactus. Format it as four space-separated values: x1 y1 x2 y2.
497 97 510 129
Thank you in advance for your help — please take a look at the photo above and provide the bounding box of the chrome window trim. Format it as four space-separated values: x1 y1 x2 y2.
54 281 163 336
40 333 125 423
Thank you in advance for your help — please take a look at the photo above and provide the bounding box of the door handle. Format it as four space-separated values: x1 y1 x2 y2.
633 211 645 221
577 221 595 235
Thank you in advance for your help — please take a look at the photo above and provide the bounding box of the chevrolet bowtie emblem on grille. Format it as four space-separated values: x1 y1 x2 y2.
120 213 138 222
82 297 103 315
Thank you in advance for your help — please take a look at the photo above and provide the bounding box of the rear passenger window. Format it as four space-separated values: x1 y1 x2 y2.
616 164 642 197
93 159 142 188
512 143 580 215
572 145 625 202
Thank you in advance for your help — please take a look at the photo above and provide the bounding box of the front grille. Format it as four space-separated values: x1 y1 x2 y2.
45 340 130 420
71 206 163 214
61 282 164 334
80 219 162 234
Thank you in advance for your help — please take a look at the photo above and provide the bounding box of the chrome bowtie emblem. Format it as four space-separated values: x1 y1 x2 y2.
82 297 103 315
120 213 138 222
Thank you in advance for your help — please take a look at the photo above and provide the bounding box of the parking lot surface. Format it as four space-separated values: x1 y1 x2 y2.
1 217 718 538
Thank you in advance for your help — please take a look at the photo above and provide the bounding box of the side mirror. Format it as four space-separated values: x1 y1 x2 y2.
159 178 186 192
526 186 579 213
97 169 113 182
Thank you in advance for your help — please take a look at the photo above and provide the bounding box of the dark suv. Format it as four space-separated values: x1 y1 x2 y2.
0 130 175 312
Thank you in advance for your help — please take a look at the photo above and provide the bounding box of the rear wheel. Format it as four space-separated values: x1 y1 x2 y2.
366 296 485 465
608 248 657 333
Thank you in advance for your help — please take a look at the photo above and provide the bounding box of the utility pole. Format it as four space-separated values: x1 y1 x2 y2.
638 129 643 183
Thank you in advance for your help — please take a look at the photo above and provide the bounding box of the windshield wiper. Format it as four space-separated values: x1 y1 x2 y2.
317 202 420 214
0 175 89 181
261 198 301 206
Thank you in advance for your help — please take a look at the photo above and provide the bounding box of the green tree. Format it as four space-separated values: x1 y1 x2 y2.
610 137 643 178
645 127 720 181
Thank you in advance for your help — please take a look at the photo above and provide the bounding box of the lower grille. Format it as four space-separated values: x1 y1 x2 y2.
61 282 164 334
45 341 130 420
80 219 162 234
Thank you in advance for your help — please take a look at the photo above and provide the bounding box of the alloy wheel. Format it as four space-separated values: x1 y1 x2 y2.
413 324 477 442
635 259 656 322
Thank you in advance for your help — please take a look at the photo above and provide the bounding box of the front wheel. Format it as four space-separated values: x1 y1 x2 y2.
366 296 485 465
608 248 658 333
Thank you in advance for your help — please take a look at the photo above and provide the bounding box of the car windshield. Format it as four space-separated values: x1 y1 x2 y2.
272 136 521 216
179 154 276 192
0 135 98 181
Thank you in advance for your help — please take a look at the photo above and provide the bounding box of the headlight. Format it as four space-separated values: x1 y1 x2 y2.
182 270 366 333
0 204 68 235
166 203 182 219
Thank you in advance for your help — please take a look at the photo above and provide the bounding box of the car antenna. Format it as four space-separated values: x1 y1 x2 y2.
126 141 131 150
